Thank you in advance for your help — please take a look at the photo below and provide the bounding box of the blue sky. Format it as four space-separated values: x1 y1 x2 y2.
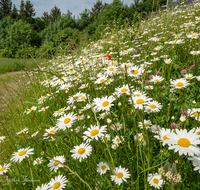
11 0 134 18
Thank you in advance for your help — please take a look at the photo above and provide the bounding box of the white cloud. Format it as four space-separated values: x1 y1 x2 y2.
12 0 133 18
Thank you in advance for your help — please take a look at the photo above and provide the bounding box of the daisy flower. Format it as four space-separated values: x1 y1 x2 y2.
111 123 123 131
102 134 111 142
82 103 91 111
38 106 49 112
187 33 199 39
11 147 34 163
0 163 11 175
145 85 154 90
154 128 171 146
70 143 92 162
48 175 68 190
67 92 81 105
56 112 77 130
53 107 68 117
184 73 194 80
131 95 152 110
166 129 200 156
111 165 131 185
97 162 110 175
114 84 131 97
127 66 144 78
93 96 116 112
112 144 119 149
190 50 200 55
16 128 28 135
134 133 144 141
193 127 200 137
196 76 200 81
148 173 164 189
95 75 107 84
77 93 88 102
47 156 66 172
98 112 109 120
25 106 37 114
138 120 152 129
44 127 58 139
151 125 161 133
83 125 107 142
145 100 163 113
112 135 124 145
35 183 49 190
170 78 190 89
31 131 39 137
149 76 164 83
188 108 200 121
0 136 6 143
104 66 118 76
188 156 200 173
33 157 43 165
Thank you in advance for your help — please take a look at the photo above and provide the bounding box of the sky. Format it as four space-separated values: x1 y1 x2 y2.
11 0 134 18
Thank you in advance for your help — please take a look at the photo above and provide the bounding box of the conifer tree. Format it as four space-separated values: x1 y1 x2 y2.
0 0 12 19
10 4 18 19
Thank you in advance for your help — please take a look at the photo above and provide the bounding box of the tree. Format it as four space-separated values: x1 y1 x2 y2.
32 17 45 32
25 0 35 23
19 0 26 21
50 5 61 24
91 0 107 20
10 4 18 19
41 11 50 27
0 0 12 19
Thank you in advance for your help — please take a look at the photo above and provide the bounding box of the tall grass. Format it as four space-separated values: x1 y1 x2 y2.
0 2 200 190
0 58 47 74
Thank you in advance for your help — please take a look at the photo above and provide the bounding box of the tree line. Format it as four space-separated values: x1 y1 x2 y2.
0 0 169 58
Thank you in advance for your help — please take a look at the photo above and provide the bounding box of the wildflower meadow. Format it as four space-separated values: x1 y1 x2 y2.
0 1 200 190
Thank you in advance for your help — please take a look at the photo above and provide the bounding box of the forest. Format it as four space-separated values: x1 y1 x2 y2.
0 0 169 58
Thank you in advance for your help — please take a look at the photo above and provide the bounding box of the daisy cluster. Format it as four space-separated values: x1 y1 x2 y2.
1 1 200 189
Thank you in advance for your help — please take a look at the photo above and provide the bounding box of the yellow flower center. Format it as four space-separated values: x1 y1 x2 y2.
30 108 34 112
100 79 105 83
41 97 45 99
193 112 199 117
49 130 55 134
53 182 60 189
153 178 159 184
154 79 160 82
57 109 63 114
90 129 99 136
116 138 121 142
78 148 85 155
102 114 106 117
197 131 200 135
0 167 6 171
101 165 106 170
19 150 26 156
147 87 151 89
117 172 124 178
132 70 139 74
64 86 68 89
150 104 157 109
73 96 78 100
102 101 109 107
81 96 85 100
64 118 71 124
107 79 110 82
37 159 40 163
121 88 128 93
109 68 114 71
187 77 192 79
135 94 140 97
136 99 144 104
54 161 59 166
178 138 191 147
78 116 82 119
192 34 196 38
194 52 197 54
176 82 184 87
115 125 119 128
163 135 169 140
139 135 143 139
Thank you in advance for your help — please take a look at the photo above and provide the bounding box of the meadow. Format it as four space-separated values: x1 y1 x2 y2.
0 1 200 190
